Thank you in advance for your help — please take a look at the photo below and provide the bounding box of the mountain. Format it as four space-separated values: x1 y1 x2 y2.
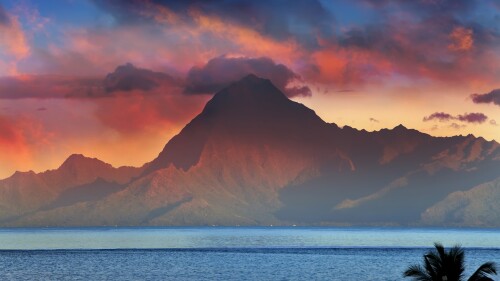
0 154 144 223
421 177 500 227
1 75 499 227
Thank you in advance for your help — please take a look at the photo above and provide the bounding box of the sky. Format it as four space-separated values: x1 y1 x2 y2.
0 0 499 179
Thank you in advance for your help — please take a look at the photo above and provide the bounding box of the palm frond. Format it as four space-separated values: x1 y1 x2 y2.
446 245 465 280
404 264 432 281
468 262 497 281
404 244 496 281
434 243 446 261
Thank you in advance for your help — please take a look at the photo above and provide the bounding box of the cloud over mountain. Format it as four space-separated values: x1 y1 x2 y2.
184 56 311 97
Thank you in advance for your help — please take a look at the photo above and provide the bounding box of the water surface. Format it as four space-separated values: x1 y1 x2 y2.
0 227 499 280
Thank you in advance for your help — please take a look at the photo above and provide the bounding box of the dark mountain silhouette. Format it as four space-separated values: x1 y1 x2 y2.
1 75 498 226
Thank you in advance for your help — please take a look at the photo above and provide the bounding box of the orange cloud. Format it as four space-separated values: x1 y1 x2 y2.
448 27 473 52
94 87 207 135
137 0 180 25
32 7 304 78
189 10 300 66
307 47 392 86
0 113 54 177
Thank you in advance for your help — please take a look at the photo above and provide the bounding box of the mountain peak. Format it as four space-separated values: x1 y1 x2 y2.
200 74 289 116
393 124 407 130
226 74 284 97
59 154 107 170
239 73 264 83
144 74 324 174
63 153 89 162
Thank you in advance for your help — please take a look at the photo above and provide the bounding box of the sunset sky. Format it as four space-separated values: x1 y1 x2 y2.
0 0 499 179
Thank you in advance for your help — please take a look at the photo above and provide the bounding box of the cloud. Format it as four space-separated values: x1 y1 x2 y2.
449 123 466 130
8 0 497 90
471 89 500 106
448 27 474 51
0 4 10 26
104 63 177 93
328 1 500 86
369 118 379 123
94 0 334 50
490 119 498 126
423 112 454 122
0 113 53 173
0 114 25 149
0 75 103 99
0 61 206 139
456 113 488 123
0 63 180 99
0 5 30 74
361 0 475 14
94 86 206 135
423 112 488 124
184 56 311 97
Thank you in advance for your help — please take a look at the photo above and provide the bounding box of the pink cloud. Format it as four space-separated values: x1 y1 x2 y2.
0 8 30 75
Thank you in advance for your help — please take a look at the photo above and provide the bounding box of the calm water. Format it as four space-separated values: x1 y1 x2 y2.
0 227 499 280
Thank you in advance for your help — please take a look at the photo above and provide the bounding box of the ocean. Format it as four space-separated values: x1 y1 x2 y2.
0 227 499 280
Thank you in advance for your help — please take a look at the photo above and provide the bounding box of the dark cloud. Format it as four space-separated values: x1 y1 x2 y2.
0 76 103 99
361 0 476 15
0 4 10 26
470 89 500 106
423 112 454 122
93 0 334 50
17 48 104 77
0 64 180 99
456 113 488 123
104 63 176 93
335 1 500 85
369 118 379 123
184 56 311 97
423 112 488 124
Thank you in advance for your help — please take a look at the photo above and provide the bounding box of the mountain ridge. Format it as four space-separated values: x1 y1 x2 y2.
1 75 498 227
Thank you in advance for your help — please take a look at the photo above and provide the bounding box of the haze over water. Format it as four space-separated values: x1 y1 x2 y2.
1 227 499 280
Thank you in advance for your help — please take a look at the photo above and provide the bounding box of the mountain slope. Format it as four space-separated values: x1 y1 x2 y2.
0 154 143 223
421 177 500 227
1 75 499 227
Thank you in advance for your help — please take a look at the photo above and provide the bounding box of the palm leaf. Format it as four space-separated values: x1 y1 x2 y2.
404 264 432 281
468 262 497 281
404 244 496 281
